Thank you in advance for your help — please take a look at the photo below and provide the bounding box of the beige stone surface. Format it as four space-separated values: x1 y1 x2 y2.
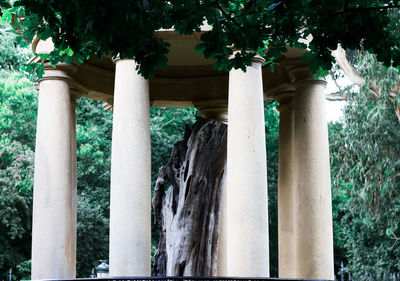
31 68 77 280
109 59 151 276
276 93 297 278
294 79 334 280
226 58 269 277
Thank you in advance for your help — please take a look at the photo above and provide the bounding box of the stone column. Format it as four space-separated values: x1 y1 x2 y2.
109 58 151 276
31 67 77 280
275 91 297 278
292 68 334 280
226 56 269 277
70 99 78 269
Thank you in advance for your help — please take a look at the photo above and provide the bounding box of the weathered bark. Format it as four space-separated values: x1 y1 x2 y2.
332 45 365 86
152 118 227 276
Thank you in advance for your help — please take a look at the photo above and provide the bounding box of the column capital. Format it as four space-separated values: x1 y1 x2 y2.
275 91 295 111
38 62 78 83
276 93 295 112
293 77 327 88
230 51 266 65
112 55 136 64
252 54 266 64
287 62 312 81
277 102 294 112
194 99 228 124
268 84 296 106
286 61 327 87
112 55 121 64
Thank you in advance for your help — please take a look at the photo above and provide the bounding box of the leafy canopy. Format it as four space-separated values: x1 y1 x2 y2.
1 0 400 77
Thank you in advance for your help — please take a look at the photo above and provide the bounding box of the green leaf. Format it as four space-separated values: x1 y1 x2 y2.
194 44 206 54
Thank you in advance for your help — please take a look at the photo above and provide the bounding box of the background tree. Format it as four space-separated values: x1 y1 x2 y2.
0 23 36 276
0 72 36 279
0 21 30 71
0 138 34 280
330 52 400 275
264 101 279 277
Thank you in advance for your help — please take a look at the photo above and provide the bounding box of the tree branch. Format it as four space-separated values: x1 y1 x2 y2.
326 93 348 101
160 116 176 129
391 233 400 241
215 3 245 32
388 97 400 123
337 3 400 15
331 72 344 92
331 46 365 86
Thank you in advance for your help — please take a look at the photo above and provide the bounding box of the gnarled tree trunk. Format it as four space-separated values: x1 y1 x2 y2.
152 118 227 276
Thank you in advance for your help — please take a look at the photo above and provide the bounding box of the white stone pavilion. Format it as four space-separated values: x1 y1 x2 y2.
30 28 334 281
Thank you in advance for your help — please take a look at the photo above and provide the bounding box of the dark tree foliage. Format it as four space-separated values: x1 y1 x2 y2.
264 101 279 277
74 98 112 276
1 0 399 77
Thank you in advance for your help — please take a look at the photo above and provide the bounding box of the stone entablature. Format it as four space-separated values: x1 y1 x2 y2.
31 34 309 109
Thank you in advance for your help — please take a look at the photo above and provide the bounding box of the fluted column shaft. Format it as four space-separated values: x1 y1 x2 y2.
294 79 334 280
109 59 151 276
276 93 296 278
226 57 269 277
32 68 77 280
